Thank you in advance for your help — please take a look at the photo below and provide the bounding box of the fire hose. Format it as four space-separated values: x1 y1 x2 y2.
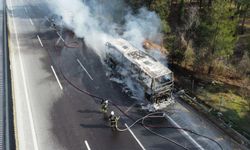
42 29 223 150
116 112 223 150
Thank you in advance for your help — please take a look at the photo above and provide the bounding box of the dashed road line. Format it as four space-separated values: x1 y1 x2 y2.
37 35 43 47
166 115 205 150
51 66 63 90
125 123 146 150
9 0 39 150
76 59 94 81
45 16 50 22
24 7 28 13
29 18 34 26
55 38 61 45
124 103 137 113
84 140 91 150
56 31 65 42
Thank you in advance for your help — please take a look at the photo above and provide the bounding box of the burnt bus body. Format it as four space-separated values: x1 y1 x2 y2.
105 39 174 109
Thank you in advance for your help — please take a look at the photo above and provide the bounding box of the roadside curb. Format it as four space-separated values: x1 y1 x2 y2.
176 91 250 149
3 0 16 149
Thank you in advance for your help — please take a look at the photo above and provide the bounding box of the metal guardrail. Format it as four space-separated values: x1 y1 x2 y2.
2 0 15 149
177 90 250 149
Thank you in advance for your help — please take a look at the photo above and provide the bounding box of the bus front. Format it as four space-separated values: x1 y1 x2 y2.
151 72 174 103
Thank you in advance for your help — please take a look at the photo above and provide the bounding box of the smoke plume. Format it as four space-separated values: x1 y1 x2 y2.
47 0 163 57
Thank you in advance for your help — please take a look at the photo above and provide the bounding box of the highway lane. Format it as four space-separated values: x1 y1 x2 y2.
44 33 192 150
7 0 245 150
7 0 142 149
7 0 66 149
44 28 243 149
40 9 243 150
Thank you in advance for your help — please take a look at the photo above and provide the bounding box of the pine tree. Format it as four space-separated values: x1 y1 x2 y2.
178 0 185 23
150 0 171 33
236 0 250 34
193 0 238 74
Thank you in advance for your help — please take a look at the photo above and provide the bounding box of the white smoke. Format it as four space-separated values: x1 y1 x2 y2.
47 0 167 104
123 8 162 49
47 0 113 57
46 0 163 57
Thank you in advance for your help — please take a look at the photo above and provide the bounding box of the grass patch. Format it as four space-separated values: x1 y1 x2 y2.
196 83 250 136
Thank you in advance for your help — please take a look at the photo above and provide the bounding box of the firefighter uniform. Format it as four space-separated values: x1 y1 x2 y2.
101 100 108 113
109 111 119 131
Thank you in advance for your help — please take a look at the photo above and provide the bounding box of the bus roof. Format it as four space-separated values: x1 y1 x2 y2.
106 38 172 78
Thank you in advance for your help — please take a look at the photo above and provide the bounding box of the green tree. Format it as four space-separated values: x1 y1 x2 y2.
193 0 238 74
126 0 171 34
150 0 171 33
178 0 185 23
236 0 250 34
166 35 185 64
126 0 154 11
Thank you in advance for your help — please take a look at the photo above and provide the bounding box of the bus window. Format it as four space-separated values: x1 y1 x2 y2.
154 73 173 87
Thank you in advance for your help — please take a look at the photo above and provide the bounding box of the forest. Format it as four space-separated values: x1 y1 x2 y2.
127 0 250 139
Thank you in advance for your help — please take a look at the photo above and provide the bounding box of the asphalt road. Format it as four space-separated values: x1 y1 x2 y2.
7 0 245 150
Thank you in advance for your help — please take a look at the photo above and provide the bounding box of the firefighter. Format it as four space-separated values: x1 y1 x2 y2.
101 100 109 114
109 111 119 131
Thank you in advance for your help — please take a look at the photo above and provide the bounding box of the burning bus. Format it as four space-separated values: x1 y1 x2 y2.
105 39 174 111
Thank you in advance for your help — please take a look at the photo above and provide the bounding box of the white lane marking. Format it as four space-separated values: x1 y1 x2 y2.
45 16 50 22
29 18 34 26
51 66 63 90
9 0 39 150
124 103 136 113
56 32 65 42
37 35 43 47
24 7 28 13
166 115 204 150
76 59 94 81
125 123 146 150
55 38 61 45
84 140 91 150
